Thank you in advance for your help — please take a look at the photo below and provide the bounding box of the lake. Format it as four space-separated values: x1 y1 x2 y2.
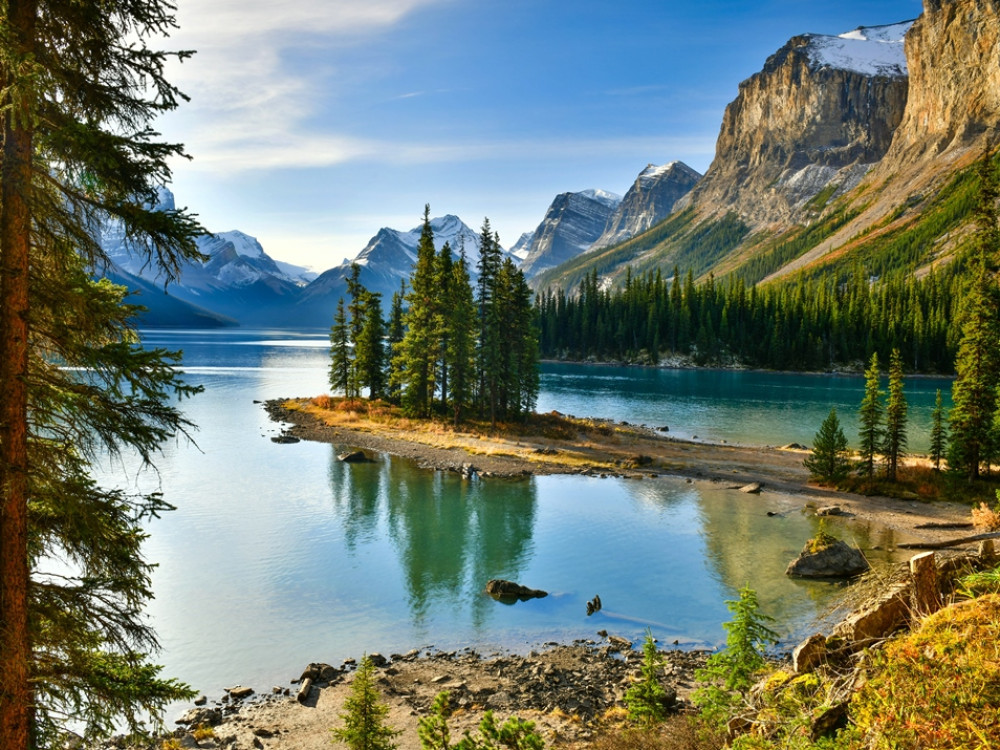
94 329 950 703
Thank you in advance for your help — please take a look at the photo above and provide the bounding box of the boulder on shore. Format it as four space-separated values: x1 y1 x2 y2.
485 579 548 601
786 539 869 579
338 450 371 463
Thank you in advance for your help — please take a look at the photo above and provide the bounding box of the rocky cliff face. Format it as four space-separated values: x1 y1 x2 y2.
592 162 701 250
681 22 912 226
876 0 1000 169
518 189 621 278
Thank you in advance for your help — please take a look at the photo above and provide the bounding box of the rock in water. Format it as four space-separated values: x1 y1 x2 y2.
786 539 869 579
338 450 371 463
485 579 547 601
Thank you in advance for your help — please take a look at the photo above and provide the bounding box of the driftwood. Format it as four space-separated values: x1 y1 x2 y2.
296 677 313 703
898 531 1000 550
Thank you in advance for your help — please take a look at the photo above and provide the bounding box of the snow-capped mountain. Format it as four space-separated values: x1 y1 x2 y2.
283 214 501 327
592 162 702 250
805 21 911 77
509 231 535 261
517 189 622 278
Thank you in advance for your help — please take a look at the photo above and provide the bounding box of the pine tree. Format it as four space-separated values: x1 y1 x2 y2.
355 292 386 399
0 2 203 747
623 628 670 726
446 253 477 425
346 263 366 398
386 281 406 404
949 152 1000 481
858 353 883 481
930 389 947 472
330 299 351 396
804 408 851 483
883 348 908 482
475 220 503 421
331 655 401 750
397 207 439 416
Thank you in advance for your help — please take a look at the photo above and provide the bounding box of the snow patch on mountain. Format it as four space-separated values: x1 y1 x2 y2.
806 21 913 78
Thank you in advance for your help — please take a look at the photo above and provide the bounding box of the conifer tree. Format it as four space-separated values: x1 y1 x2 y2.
883 348 908 482
355 292 386 400
330 299 351 396
930 389 947 472
949 152 1000 481
804 408 851 483
858 353 883 481
346 263 366 398
435 242 455 408
475 220 503 421
0 1 204 746
446 253 477 424
332 655 401 750
397 207 439 416
386 281 406 404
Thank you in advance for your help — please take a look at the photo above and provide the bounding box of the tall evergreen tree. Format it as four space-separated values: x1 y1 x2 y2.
0 1 204 746
345 263 366 398
396 207 438 416
930 389 947 472
949 152 1000 481
883 348 908 482
858 353 883 481
385 281 406 404
475 220 503 421
804 408 851 483
445 253 477 425
330 299 351 396
355 292 386 400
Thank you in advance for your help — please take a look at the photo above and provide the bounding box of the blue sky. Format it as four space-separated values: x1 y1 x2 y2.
160 0 924 271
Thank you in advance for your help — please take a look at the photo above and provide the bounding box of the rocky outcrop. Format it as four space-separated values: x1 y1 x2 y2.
786 539 870 578
592 162 701 249
518 190 621 278
680 22 911 228
880 0 1000 168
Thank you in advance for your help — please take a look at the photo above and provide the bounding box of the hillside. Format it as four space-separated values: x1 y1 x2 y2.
533 0 999 295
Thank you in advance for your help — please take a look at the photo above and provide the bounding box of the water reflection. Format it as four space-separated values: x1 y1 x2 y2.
327 450 539 631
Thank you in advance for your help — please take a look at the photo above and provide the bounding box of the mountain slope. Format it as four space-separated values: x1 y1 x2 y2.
593 162 701 250
518 189 622 278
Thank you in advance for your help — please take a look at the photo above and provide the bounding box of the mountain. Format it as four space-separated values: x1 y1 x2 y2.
282 214 492 328
106 267 237 328
517 189 622 278
592 162 702 250
102 190 315 324
532 16 936 292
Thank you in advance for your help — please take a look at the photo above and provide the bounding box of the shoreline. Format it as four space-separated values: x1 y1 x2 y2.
146 399 982 749
264 398 973 544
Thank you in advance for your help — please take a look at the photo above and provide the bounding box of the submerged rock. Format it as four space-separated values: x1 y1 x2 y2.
338 450 371 463
485 579 548 601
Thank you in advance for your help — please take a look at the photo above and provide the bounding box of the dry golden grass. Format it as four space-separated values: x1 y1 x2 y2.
971 501 1000 531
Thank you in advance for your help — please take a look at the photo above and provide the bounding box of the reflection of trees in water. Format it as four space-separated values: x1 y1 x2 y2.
466 480 538 629
327 449 384 550
696 490 869 633
326 447 539 629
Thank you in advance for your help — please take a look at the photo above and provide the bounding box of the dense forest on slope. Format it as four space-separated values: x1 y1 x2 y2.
535 155 996 374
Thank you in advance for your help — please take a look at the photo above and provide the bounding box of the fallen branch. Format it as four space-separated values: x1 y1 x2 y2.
898 531 1000 550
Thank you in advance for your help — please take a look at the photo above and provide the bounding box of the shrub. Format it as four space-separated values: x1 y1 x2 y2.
623 629 671 726
331 655 401 750
803 409 851 484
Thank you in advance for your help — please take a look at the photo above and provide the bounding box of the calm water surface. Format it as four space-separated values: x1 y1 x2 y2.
96 330 942 704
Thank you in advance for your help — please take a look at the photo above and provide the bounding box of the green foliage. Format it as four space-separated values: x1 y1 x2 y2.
930 389 948 471
857 353 883 481
693 586 778 726
330 298 351 395
807 518 838 554
332 655 401 750
882 348 908 482
803 409 851 483
418 691 544 750
624 629 671 726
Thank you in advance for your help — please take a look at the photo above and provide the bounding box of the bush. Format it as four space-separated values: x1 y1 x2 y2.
332 655 401 750
623 629 671 726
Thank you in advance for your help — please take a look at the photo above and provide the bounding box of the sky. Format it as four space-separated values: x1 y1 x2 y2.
157 0 925 272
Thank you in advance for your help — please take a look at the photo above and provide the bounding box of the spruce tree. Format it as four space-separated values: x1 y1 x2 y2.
0 2 203 747
623 629 670 726
446 253 477 425
883 348 908 482
949 152 1000 481
858 353 884 481
804 408 851 483
330 299 351 396
930 389 947 472
355 292 386 400
397 207 439 416
332 655 401 750
345 263 366 398
386 281 406 404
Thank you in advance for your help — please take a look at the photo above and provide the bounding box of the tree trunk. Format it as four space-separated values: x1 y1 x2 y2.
0 2 38 748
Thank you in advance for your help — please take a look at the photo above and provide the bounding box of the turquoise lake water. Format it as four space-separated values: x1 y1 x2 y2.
93 329 948 702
